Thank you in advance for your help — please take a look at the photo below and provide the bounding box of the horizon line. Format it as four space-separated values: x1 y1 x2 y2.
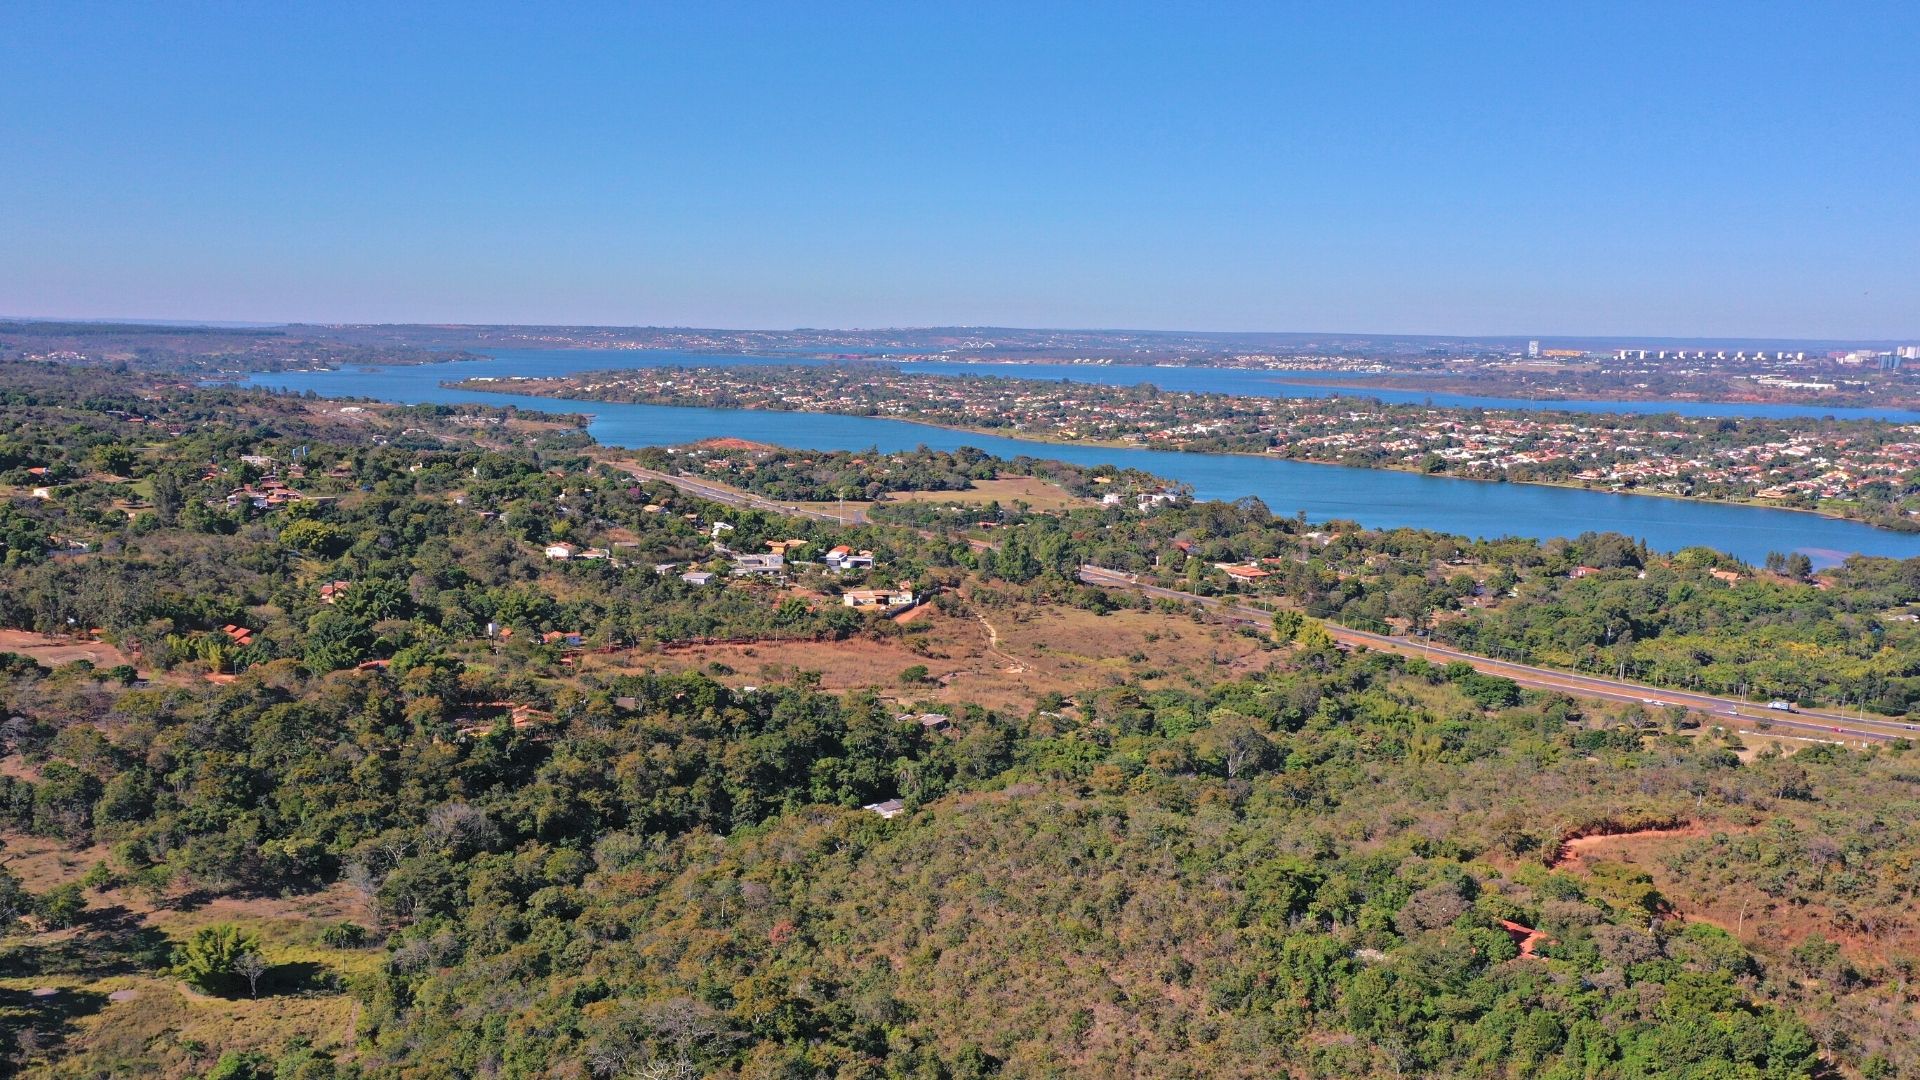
2 314 1914 348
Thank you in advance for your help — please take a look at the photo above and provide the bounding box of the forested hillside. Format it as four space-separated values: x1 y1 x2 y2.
1 362 1917 1078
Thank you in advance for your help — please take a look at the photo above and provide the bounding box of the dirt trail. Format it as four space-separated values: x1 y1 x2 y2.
973 612 1026 673
1550 823 1705 871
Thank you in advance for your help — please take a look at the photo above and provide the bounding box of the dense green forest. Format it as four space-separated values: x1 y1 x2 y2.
2 361 1919 1077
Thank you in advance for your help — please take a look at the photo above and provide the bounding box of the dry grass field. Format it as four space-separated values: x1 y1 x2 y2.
786 475 1097 519
0 630 135 672
1 834 378 1077
877 475 1095 511
604 595 1279 714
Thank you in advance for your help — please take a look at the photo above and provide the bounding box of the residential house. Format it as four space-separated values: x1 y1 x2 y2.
318 580 352 604
681 570 716 586
544 542 578 560
844 583 915 609
823 545 876 572
731 553 785 578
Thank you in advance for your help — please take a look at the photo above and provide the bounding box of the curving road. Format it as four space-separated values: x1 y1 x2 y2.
613 461 867 524
1077 565 1912 745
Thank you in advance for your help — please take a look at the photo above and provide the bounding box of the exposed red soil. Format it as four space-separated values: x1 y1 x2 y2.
1499 919 1550 959
688 437 777 452
1545 817 1696 869
0 629 134 670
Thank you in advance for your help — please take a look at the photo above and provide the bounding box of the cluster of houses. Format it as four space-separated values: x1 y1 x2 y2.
1100 489 1184 512
214 454 315 511
223 478 307 511
635 534 913 609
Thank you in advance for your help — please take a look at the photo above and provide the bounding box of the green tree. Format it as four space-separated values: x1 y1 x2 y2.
175 923 262 996
279 520 350 558
303 610 373 672
35 882 86 929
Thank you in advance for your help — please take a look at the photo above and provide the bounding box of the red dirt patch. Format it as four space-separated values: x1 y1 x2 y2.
0 629 134 671
1546 817 1695 869
1499 919 1550 959
688 437 776 452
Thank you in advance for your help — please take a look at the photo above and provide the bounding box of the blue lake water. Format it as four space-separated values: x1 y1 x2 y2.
424 347 1920 421
240 349 1920 566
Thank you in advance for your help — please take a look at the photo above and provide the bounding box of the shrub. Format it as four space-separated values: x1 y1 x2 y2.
174 923 261 996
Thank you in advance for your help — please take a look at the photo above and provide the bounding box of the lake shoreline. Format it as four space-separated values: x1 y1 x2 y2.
451 379 1915 536
232 351 1920 564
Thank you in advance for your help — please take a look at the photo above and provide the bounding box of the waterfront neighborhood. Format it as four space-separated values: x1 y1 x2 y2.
454 364 1920 527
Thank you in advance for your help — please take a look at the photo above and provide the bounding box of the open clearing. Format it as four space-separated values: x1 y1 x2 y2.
0 630 134 670
0 833 378 1077
790 475 1096 518
877 475 1094 511
607 597 1278 714
1541 821 1920 963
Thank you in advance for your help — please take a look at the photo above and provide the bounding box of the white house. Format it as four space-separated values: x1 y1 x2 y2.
823 545 876 572
545 542 577 559
731 553 785 577
843 583 915 610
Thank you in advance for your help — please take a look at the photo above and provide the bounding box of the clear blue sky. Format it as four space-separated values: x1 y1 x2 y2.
3 2 1915 337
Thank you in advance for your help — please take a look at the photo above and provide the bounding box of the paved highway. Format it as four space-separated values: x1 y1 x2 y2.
615 462 867 525
1078 565 1910 745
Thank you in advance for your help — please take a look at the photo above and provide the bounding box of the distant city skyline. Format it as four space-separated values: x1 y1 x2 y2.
3 3 1916 337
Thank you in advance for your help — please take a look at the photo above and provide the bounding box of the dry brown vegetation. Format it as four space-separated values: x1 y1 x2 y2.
0 630 134 672
605 599 1275 715
0 834 378 1074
